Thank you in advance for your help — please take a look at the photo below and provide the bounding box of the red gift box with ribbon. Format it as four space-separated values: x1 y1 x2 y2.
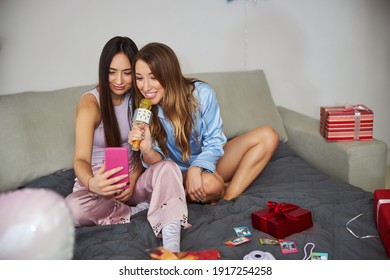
320 104 373 141
251 201 313 239
374 189 390 257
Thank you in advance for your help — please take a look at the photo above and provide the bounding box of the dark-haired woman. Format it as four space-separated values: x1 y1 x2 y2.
65 37 189 253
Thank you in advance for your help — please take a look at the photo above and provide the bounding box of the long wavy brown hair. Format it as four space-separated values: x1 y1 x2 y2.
132 43 199 162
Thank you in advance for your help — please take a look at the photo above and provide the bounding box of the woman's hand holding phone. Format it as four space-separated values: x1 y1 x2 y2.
89 163 129 198
88 147 130 198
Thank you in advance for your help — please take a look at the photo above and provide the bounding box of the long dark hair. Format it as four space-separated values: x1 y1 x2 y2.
98 36 138 147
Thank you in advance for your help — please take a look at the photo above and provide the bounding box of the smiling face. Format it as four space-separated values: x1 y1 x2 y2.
108 52 132 103
134 59 165 105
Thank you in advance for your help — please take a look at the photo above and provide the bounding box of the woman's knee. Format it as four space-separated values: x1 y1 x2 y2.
202 172 224 197
65 194 87 226
65 192 96 227
254 126 279 150
265 126 279 147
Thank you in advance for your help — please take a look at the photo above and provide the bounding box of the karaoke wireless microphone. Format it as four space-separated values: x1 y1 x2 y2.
131 98 152 151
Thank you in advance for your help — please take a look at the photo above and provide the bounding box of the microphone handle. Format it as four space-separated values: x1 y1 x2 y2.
131 121 143 151
132 139 141 151
131 102 152 151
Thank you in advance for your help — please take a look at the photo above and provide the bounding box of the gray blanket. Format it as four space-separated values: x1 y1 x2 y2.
24 142 388 260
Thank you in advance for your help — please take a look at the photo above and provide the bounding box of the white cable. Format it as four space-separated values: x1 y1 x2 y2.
346 213 379 239
302 242 315 260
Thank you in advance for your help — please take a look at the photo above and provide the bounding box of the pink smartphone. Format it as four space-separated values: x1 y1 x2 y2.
105 147 130 190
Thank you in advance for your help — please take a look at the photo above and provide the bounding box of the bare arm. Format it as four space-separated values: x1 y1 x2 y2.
73 93 100 187
73 93 128 197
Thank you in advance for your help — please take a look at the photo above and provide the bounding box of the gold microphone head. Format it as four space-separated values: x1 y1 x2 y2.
139 98 152 110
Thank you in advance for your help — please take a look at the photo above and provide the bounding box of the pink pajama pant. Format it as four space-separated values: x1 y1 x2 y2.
65 160 190 236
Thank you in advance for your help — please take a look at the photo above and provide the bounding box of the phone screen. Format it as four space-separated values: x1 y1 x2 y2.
105 147 130 189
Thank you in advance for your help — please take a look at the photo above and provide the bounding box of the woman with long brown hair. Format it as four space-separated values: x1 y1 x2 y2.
129 42 279 204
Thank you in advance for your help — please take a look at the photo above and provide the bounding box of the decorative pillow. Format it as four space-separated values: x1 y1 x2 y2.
189 70 288 142
0 85 93 192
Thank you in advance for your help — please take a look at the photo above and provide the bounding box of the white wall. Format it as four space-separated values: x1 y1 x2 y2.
1 0 389 162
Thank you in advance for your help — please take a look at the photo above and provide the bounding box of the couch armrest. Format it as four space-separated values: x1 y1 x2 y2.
277 106 387 192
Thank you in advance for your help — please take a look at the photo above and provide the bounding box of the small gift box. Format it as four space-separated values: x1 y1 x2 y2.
251 201 313 239
320 104 373 141
374 189 390 257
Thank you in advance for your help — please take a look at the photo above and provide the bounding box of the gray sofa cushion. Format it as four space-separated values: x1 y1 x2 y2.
190 70 288 142
0 85 94 192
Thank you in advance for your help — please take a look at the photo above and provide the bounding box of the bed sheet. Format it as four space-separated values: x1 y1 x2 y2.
24 142 388 260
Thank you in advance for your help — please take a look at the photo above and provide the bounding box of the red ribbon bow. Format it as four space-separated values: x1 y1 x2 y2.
267 201 299 221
